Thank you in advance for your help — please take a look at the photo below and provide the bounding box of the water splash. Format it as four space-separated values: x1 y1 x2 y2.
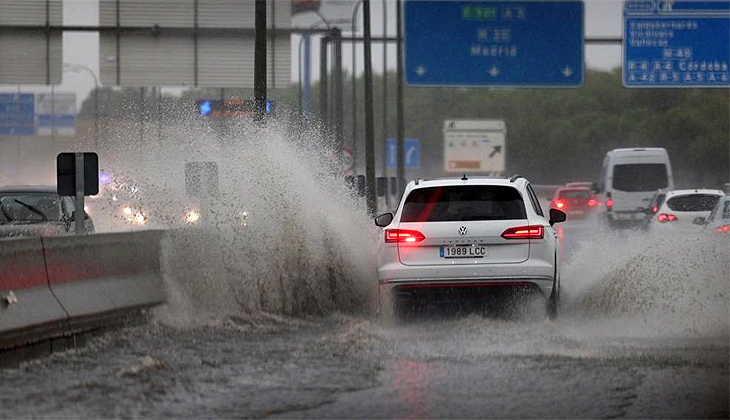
94 110 379 326
562 229 729 338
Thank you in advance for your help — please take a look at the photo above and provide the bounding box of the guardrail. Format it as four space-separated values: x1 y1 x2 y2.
0 230 166 352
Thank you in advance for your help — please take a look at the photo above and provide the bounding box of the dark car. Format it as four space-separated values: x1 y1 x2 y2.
549 187 596 219
0 186 94 238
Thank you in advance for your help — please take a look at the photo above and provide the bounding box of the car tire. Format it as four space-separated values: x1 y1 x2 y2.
547 272 560 320
547 292 558 320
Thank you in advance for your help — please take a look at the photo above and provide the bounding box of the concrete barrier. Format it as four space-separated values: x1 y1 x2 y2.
0 231 166 351
44 231 166 332
0 237 68 349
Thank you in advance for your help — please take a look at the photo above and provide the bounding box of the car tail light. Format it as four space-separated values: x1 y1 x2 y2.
657 213 677 223
605 199 613 209
555 200 565 209
501 225 544 239
716 224 730 234
652 205 658 213
385 229 426 243
588 198 597 207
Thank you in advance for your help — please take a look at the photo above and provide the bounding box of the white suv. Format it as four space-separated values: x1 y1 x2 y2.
375 175 566 319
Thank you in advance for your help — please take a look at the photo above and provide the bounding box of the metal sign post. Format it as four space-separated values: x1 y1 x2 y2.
57 152 98 235
74 152 85 235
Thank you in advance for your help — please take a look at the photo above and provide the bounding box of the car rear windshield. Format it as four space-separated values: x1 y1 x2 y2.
666 194 721 212
0 193 62 222
612 164 668 192
401 186 526 222
558 189 591 199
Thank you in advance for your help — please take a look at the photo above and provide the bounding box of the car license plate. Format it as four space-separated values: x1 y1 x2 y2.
440 245 486 258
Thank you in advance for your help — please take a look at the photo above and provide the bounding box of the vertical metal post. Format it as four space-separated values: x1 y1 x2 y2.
254 0 267 124
93 82 99 150
333 28 343 172
139 87 144 145
396 0 406 193
302 34 312 115
51 86 55 146
382 0 390 208
351 36 358 170
156 87 162 147
363 0 376 216
74 152 85 235
319 35 329 126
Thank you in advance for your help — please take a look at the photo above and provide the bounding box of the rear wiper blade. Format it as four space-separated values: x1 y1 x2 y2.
13 199 48 221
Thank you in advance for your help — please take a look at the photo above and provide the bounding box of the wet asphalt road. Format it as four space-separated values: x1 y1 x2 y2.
0 312 727 419
0 218 727 419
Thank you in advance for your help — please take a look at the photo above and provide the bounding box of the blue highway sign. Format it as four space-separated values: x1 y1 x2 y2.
404 1 584 87
0 93 35 135
623 0 729 87
387 138 420 169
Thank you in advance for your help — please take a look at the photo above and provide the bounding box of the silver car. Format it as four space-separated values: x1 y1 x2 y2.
0 186 94 238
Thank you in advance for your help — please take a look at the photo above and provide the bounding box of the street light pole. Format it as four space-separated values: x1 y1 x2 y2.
363 0 376 216
63 63 99 150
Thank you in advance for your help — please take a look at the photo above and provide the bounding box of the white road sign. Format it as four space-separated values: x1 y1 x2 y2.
443 119 506 174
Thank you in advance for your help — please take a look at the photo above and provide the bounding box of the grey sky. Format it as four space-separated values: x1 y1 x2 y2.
1 0 624 109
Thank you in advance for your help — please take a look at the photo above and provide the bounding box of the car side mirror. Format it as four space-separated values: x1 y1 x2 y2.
692 216 706 226
375 212 394 227
549 208 566 226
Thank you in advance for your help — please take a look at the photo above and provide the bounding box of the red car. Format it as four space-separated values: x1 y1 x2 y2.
550 187 597 219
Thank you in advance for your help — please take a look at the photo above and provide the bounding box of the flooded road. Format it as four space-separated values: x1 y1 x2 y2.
1 197 727 419
0 312 726 419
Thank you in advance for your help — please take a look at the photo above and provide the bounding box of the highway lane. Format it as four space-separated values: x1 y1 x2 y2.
0 217 726 419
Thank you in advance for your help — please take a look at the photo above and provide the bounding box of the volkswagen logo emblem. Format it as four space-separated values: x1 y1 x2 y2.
458 226 467 235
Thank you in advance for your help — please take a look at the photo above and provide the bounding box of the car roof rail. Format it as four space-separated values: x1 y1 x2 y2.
509 174 524 183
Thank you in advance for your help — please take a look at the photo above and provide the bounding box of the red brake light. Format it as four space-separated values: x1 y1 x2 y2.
652 205 658 213
605 199 613 208
385 229 426 243
501 225 544 239
657 213 677 223
716 224 730 233
588 198 597 207
556 200 565 209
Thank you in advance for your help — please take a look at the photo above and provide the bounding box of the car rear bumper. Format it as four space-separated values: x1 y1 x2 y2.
378 260 555 298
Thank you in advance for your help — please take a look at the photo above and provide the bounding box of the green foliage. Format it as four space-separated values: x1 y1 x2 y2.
333 68 727 187
79 68 728 188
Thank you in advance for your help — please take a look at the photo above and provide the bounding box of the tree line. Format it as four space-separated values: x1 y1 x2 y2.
79 68 728 188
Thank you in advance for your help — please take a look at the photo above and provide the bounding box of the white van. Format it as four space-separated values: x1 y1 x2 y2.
599 148 674 226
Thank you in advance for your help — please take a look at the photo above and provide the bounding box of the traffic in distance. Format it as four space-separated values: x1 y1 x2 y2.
373 147 729 320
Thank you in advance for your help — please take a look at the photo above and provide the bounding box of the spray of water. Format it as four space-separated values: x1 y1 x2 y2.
562 229 729 338
95 109 379 326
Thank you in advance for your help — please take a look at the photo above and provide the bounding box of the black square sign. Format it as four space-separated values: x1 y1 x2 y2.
57 152 99 196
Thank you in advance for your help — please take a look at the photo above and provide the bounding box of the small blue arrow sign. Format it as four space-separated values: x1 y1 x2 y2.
387 138 420 168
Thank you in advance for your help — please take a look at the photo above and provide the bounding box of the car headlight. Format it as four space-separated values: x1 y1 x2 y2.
186 210 200 223
123 206 132 215
133 213 146 225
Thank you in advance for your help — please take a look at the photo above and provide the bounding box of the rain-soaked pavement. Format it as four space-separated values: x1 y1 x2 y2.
1 213 728 419
0 313 726 419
